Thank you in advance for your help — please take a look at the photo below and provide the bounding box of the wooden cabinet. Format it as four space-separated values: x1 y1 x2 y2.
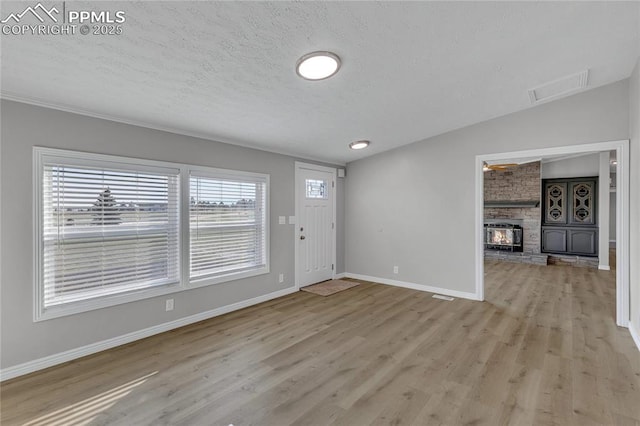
541 178 598 256
542 227 598 255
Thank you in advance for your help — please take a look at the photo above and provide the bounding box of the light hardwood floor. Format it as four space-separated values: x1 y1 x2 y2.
2 261 639 425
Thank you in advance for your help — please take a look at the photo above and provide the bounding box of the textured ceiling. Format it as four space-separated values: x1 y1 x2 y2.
1 1 639 164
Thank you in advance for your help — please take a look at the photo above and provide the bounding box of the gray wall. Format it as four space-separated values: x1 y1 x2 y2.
630 58 640 335
541 153 599 179
345 80 629 294
0 100 344 369
610 190 617 241
336 173 346 273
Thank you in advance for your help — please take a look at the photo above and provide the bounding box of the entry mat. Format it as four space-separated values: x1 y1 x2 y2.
300 279 360 296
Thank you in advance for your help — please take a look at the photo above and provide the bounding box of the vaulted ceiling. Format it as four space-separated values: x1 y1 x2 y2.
1 1 639 164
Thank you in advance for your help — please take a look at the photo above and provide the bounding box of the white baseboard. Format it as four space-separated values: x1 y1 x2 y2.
598 265 611 271
344 273 480 301
334 272 346 279
0 287 297 382
630 322 640 352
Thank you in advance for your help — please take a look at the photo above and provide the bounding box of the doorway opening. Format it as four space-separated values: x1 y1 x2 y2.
475 140 630 327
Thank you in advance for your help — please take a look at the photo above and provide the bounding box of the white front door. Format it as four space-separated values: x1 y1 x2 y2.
295 163 335 288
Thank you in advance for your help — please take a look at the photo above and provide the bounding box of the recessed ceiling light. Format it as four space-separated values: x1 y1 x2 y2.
296 51 341 81
349 140 370 150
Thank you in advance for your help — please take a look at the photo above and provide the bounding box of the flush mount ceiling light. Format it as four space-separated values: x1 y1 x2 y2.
349 140 370 150
296 51 341 81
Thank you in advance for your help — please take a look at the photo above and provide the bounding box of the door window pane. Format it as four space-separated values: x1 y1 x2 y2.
306 179 328 199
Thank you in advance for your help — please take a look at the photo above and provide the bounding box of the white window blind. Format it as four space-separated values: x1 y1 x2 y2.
189 173 267 281
40 157 180 308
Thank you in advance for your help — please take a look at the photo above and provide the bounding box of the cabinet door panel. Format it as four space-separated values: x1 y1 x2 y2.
567 229 597 255
569 181 596 225
542 228 567 253
544 182 567 225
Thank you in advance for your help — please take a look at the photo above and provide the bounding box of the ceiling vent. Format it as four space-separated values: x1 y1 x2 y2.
528 70 589 105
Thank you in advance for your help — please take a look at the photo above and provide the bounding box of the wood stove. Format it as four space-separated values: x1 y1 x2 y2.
484 223 523 252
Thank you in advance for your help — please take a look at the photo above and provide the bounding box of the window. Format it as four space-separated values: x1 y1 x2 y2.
34 148 270 320
189 172 268 283
35 150 180 319
305 179 328 199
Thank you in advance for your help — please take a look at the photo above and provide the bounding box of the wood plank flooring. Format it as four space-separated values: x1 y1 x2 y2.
2 261 639 425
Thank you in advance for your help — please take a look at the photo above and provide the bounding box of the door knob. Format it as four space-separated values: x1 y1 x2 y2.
300 235 306 240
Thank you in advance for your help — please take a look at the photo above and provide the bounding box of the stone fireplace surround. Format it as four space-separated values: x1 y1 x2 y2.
484 162 541 255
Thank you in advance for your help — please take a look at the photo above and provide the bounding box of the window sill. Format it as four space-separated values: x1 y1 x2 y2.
189 266 270 289
35 266 271 322
35 281 184 321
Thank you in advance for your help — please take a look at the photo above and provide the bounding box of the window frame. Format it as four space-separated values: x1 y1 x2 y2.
186 166 270 289
33 148 270 321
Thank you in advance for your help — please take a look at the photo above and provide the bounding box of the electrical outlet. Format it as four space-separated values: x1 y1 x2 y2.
393 266 399 274
279 273 284 283
165 298 174 311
